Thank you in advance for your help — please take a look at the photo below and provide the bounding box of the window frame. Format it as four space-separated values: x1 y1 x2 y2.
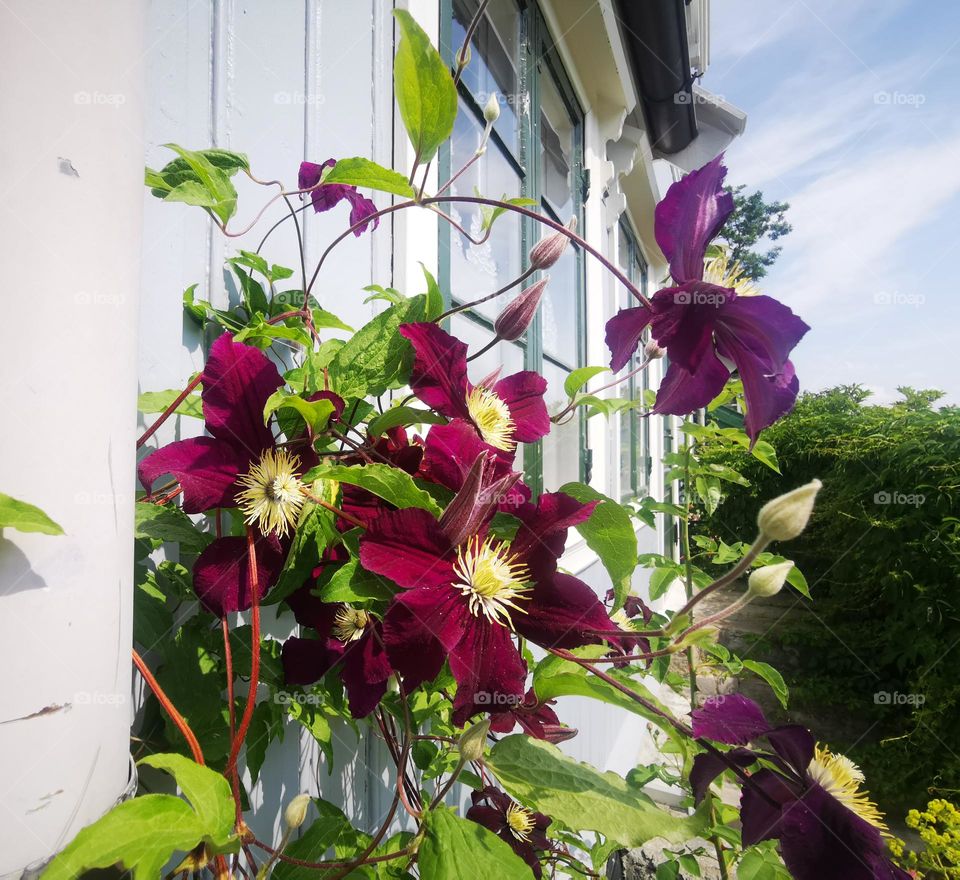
439 0 587 496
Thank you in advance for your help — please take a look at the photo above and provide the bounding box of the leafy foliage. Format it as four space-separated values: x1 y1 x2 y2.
717 184 792 281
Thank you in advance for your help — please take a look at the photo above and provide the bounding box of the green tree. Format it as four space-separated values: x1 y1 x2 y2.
719 185 792 281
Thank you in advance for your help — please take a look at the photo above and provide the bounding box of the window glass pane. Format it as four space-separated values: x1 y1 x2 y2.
452 0 521 154
538 64 575 219
541 240 580 365
447 109 524 319
541 361 580 491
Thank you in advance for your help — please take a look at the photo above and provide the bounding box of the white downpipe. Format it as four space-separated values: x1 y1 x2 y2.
0 3 145 876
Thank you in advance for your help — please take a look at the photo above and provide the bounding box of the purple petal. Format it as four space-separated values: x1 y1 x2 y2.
340 628 391 718
654 155 734 284
714 295 810 441
398 323 470 420
383 587 469 690
344 189 380 236
689 748 757 804
202 333 283 455
649 285 727 373
692 694 771 745
138 437 246 513
193 534 285 616
765 724 816 779
282 635 342 686
514 572 622 650
359 507 456 590
510 492 598 564
739 767 797 846
450 617 527 725
285 584 340 632
492 371 550 443
652 351 730 416
605 306 653 372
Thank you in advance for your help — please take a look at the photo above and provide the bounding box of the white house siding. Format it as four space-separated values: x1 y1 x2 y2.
138 0 691 839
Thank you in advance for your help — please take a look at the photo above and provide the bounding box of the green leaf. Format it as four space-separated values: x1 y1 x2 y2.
0 493 63 535
563 366 609 398
742 660 789 708
558 483 637 609
322 156 416 198
478 195 538 233
263 390 336 434
320 554 397 604
750 439 780 473
648 565 681 601
135 503 213 552
695 475 722 515
753 553 810 598
419 262 445 319
486 736 708 849
43 755 237 880
367 405 446 437
304 462 442 516
419 805 531 880
311 307 354 333
392 10 458 164
327 294 431 398
272 800 362 880
138 387 203 419
268 493 341 605
158 144 240 224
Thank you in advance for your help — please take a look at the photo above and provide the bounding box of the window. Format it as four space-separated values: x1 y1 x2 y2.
617 219 652 501
441 0 586 495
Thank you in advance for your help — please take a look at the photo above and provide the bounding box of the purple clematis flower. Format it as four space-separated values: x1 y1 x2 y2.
281 584 393 719
467 786 552 879
138 333 311 614
399 322 550 452
605 156 810 442
489 689 576 743
691 695 909 880
358 484 620 724
299 160 379 236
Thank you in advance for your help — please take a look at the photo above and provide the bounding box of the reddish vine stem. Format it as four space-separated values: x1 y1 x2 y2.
131 648 205 765
137 373 203 449
250 837 410 871
222 615 236 745
226 529 263 819
301 489 368 530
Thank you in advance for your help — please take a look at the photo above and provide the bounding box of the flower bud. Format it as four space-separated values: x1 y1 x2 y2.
457 717 491 763
529 218 577 270
757 479 822 542
284 793 311 830
747 561 793 599
494 278 548 342
643 338 666 360
483 93 500 124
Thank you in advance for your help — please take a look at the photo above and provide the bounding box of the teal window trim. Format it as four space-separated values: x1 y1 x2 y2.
438 0 587 496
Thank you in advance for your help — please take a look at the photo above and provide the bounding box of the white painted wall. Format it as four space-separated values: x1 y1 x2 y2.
0 3 145 876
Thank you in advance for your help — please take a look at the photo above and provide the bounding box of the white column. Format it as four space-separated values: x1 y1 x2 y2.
0 3 145 876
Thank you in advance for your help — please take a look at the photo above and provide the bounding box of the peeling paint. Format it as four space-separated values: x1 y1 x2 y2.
0 703 71 725
57 157 79 177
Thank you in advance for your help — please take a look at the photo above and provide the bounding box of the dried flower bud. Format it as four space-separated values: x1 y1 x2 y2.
529 218 577 270
747 561 794 599
457 717 490 763
494 278 548 342
284 793 312 830
644 338 666 360
757 479 822 542
483 93 501 124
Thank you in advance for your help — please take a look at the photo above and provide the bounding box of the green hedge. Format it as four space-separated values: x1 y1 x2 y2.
698 386 960 812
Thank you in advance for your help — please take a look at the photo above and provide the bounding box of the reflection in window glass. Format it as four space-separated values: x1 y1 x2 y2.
448 110 523 317
541 360 579 490
540 241 579 365
452 0 521 154
538 64 574 219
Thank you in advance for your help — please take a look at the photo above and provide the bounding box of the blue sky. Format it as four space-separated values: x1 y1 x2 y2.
701 1 960 405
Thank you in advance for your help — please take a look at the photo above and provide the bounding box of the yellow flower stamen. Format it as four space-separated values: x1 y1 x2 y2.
235 448 305 538
703 249 761 297
332 606 370 643
453 536 531 629
466 386 515 451
505 802 536 842
807 744 888 831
